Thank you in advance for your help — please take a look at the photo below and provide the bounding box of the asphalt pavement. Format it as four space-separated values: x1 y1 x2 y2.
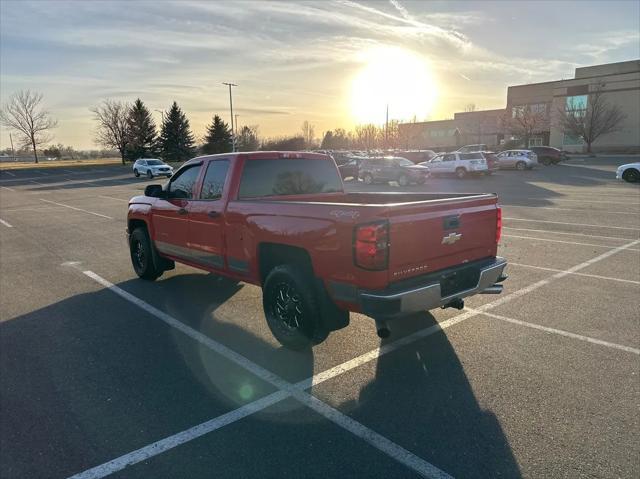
0 157 639 478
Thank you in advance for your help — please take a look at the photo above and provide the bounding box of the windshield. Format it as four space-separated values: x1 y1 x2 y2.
145 160 163 165
396 158 413 166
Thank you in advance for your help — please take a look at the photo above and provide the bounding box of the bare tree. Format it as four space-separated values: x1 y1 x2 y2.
354 124 380 151
91 100 131 164
464 103 477 112
300 121 316 149
507 104 546 148
556 82 627 153
0 90 57 163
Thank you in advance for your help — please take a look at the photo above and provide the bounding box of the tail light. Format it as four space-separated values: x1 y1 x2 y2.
354 221 389 270
496 207 502 244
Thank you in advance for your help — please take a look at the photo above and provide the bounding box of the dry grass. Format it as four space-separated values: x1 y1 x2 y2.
0 158 124 170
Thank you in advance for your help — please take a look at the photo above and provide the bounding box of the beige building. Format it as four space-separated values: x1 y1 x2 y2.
507 60 640 152
399 60 640 153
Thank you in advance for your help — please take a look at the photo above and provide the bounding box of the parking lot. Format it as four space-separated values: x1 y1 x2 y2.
0 157 638 479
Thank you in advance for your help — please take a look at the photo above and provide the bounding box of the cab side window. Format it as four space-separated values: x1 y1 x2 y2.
200 160 230 200
443 154 456 162
168 165 201 199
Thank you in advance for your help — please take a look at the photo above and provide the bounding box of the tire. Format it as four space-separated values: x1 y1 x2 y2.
134 169 140 177
541 158 551 166
263 264 328 350
416 176 426 185
363 173 373 185
516 161 526 171
622 168 640 183
129 227 163 281
398 174 409 187
146 170 153 179
455 167 467 179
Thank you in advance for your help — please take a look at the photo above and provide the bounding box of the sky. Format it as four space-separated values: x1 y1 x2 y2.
1 0 639 149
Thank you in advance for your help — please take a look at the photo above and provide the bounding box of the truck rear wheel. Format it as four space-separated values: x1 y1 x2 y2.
130 227 163 281
263 264 328 350
455 167 467 179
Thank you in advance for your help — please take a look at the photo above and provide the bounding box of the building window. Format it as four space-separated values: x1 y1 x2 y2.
511 105 525 118
530 103 547 114
528 137 543 147
563 133 584 146
566 95 588 112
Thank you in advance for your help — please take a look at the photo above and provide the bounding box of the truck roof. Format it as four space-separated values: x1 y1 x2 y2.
190 151 330 164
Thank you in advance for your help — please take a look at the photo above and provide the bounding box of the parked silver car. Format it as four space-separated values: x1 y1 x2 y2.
133 159 173 178
495 150 538 170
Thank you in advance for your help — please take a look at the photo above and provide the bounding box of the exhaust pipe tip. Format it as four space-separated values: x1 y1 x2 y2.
375 319 391 339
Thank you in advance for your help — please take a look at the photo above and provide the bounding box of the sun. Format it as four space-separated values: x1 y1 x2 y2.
350 46 437 125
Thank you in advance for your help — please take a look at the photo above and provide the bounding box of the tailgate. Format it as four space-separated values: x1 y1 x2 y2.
386 196 498 282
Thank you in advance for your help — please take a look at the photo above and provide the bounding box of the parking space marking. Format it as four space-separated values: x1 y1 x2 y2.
509 262 640 285
502 204 634 215
0 185 16 192
39 199 113 220
2 170 17 177
98 195 128 202
504 227 636 242
503 234 640 251
475 310 640 355
30 180 48 186
504 217 640 231
70 239 640 479
524 198 634 206
0 218 13 228
67 391 290 479
79 270 451 479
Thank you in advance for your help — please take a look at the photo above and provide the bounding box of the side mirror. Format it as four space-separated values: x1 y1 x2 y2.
144 184 165 198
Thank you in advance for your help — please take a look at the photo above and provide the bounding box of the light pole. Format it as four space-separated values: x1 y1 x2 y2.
223 82 237 152
154 109 165 124
234 114 240 137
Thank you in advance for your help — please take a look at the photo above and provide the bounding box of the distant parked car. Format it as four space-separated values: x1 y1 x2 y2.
423 152 489 179
495 150 538 170
338 157 365 180
133 159 173 178
530 146 568 165
397 150 437 164
359 157 430 186
616 162 640 183
456 144 487 154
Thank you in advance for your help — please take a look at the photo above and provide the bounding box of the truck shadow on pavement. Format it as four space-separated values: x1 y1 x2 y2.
0 271 521 478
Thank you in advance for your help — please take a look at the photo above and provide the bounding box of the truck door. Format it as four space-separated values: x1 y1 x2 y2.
152 163 202 260
187 159 231 271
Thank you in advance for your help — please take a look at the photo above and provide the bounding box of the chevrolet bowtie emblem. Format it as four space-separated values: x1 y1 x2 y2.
442 232 462 245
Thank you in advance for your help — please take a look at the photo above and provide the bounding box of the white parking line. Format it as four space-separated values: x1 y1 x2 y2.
509 262 640 285
476 310 640 355
524 198 635 206
70 238 640 479
98 195 128 202
504 227 637 242
502 204 633 215
0 218 13 228
39 199 113 219
503 234 640 251
30 180 47 186
78 270 452 479
0 186 16 192
504 217 640 231
3 170 16 177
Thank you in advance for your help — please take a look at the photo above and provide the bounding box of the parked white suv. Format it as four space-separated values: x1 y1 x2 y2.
495 150 538 170
133 159 173 178
423 152 488 179
616 162 640 183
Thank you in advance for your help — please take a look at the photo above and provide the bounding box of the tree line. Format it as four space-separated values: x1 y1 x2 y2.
91 98 260 165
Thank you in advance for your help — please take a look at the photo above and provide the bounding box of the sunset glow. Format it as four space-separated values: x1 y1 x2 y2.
350 46 437 125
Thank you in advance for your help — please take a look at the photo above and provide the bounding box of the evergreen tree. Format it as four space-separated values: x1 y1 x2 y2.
158 102 195 162
202 115 232 154
125 98 157 161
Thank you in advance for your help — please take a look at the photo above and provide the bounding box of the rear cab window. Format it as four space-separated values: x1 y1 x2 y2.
200 160 230 200
239 158 342 198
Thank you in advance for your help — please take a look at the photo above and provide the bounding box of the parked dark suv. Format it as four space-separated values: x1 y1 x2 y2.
530 146 568 165
359 157 430 186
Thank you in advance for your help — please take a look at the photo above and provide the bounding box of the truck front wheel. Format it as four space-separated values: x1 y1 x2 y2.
130 227 163 281
263 265 328 350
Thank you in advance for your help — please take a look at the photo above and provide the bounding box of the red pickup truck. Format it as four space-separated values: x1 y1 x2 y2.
127 152 507 349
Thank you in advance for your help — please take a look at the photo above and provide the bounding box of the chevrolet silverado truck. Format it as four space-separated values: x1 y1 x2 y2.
126 151 507 349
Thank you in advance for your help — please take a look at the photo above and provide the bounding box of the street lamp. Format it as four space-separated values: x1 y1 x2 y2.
223 82 237 152
154 109 165 123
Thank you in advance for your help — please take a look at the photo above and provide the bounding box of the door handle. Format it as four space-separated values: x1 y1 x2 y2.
178 208 188 215
207 211 220 218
